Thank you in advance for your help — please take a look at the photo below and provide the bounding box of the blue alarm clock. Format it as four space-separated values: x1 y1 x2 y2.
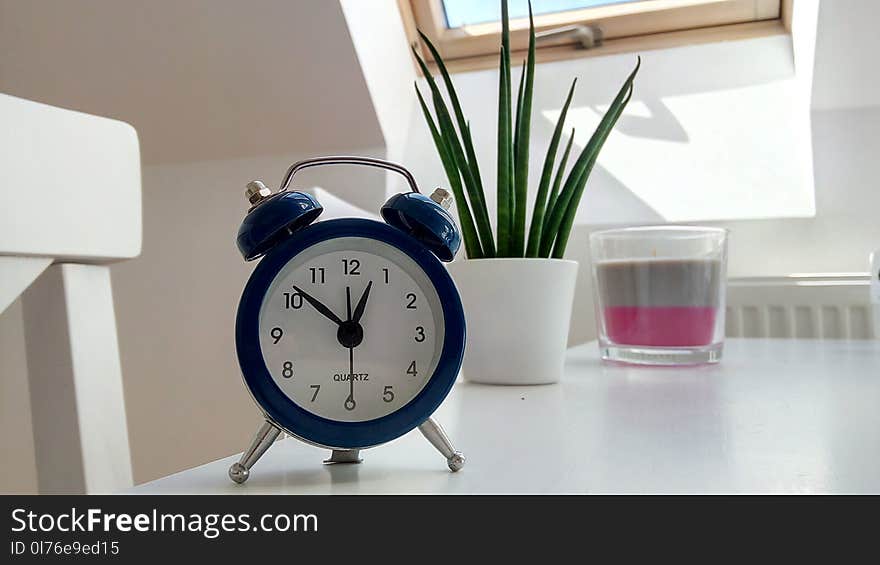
228 156 466 484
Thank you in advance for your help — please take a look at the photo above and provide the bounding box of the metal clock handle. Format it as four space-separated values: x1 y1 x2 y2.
278 155 421 194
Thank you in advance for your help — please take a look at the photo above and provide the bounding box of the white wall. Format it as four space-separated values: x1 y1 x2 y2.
810 0 880 110
0 0 384 164
340 0 418 158
714 107 880 277
711 0 880 278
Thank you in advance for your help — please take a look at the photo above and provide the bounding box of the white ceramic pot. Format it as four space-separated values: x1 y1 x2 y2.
447 258 578 385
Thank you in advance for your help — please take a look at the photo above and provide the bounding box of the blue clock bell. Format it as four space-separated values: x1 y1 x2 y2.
229 156 466 484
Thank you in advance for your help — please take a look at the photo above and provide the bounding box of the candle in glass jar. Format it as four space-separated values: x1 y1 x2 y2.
595 258 722 347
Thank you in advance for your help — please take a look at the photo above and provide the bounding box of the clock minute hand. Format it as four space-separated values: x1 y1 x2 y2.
352 280 373 324
291 285 343 326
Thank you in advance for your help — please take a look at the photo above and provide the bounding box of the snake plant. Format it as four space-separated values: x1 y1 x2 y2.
414 0 639 259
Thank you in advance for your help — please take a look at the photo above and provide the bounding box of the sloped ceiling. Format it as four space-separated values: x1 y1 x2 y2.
0 0 385 164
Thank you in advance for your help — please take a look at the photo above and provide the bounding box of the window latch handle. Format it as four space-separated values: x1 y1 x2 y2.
535 24 603 49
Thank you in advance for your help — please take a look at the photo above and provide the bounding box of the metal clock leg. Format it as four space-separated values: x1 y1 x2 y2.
228 420 281 484
418 417 465 472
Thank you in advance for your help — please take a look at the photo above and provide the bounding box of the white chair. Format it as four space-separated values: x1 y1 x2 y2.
0 93 141 493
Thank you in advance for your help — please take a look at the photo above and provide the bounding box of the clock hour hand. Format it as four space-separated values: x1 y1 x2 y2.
352 280 373 324
291 285 343 326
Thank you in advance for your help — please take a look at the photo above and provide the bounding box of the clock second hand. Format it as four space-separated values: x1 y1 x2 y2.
345 346 355 411
343 282 372 411
344 286 356 411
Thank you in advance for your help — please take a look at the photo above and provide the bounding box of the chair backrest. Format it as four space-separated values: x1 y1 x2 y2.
0 93 142 261
1 93 141 493
1 93 142 315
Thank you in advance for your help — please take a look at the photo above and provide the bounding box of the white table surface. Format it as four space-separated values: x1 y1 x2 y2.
134 339 880 494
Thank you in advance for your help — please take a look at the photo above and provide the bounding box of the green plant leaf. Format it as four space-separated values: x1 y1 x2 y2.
461 121 490 250
526 80 576 257
514 59 525 185
513 59 524 256
495 0 514 256
415 84 482 258
497 43 512 256
548 58 640 258
540 57 640 257
542 127 575 245
511 2 536 257
548 180 594 260
432 88 494 257
507 52 516 255
411 46 495 258
416 30 495 256
551 92 631 258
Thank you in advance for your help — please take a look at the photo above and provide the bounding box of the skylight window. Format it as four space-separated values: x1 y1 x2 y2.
407 1 782 69
442 0 638 28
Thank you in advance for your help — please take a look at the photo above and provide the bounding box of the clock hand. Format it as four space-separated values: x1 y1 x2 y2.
291 285 343 326
344 346 356 411
352 280 373 324
344 286 356 411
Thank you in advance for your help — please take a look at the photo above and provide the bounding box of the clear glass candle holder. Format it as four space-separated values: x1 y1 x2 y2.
590 226 728 366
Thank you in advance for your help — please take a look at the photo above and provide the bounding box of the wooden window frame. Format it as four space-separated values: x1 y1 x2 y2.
402 0 790 73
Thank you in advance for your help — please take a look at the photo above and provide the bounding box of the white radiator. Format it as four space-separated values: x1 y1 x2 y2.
726 274 876 339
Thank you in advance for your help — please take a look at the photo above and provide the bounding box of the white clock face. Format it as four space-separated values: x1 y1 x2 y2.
258 237 445 423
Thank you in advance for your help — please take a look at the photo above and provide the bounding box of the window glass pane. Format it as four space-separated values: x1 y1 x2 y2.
442 0 643 28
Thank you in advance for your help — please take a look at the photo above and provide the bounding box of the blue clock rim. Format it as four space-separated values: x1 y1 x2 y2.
235 218 466 449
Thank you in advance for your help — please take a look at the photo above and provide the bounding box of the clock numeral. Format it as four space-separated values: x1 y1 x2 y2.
309 384 320 402
382 385 395 403
414 326 426 342
406 360 418 377
270 327 284 344
282 361 294 379
342 258 361 276
405 292 417 309
283 292 303 309
382 267 389 284
309 267 325 284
